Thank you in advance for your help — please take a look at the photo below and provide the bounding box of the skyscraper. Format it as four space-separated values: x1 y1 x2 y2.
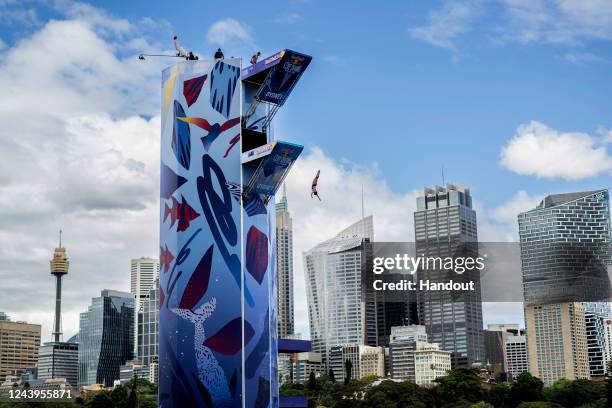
413 184 484 366
585 302 611 377
38 238 79 386
276 185 294 338
519 189 611 384
0 319 41 383
137 277 159 374
130 258 159 356
78 289 134 387
304 216 375 365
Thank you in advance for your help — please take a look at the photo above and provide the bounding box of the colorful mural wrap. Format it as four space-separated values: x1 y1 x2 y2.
159 59 277 407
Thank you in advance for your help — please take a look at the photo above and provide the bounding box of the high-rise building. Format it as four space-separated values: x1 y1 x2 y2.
389 325 428 381
78 289 135 387
37 342 78 387
304 216 375 366
584 302 611 377
519 189 611 385
130 258 159 356
414 184 484 366
0 313 8 321
328 344 385 382
137 277 159 376
413 342 452 386
276 185 294 338
484 324 525 379
38 239 79 387
504 333 528 380
0 319 41 383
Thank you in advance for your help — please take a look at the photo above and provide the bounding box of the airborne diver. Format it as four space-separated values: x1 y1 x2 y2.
173 35 198 60
311 170 321 200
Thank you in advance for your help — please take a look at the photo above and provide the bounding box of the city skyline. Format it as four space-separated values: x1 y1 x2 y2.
0 0 611 345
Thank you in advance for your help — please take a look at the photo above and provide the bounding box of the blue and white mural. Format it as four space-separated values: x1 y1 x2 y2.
159 59 277 408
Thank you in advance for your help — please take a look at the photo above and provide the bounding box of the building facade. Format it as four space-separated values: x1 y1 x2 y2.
584 302 611 377
519 190 611 384
389 325 428 381
304 216 375 366
413 342 452 386
328 344 385 382
78 289 135 387
37 342 78 387
130 257 159 356
0 319 41 383
292 352 323 384
137 277 159 370
414 184 484 366
504 333 528 380
276 185 294 339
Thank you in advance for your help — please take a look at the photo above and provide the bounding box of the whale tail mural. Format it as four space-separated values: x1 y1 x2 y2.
171 297 231 406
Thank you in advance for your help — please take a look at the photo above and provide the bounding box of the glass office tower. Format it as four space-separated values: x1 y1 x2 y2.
519 190 611 384
78 289 135 387
414 184 484 366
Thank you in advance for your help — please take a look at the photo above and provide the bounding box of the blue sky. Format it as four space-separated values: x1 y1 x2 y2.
0 0 611 338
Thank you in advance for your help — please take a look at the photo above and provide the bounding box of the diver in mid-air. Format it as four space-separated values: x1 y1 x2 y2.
311 170 321 200
173 35 198 60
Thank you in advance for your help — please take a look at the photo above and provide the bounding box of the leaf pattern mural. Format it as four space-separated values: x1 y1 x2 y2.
179 244 213 310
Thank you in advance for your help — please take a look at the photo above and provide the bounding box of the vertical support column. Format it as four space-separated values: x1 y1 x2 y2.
159 58 277 407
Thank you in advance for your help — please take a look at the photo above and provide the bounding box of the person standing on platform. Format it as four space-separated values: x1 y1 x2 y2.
250 51 261 65
214 48 224 59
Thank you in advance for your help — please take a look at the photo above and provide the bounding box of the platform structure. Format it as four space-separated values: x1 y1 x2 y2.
158 50 311 408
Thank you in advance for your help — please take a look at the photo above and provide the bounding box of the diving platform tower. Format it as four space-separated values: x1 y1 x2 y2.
158 50 311 408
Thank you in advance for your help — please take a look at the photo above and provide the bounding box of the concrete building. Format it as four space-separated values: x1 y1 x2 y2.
0 319 41 383
328 344 385 382
504 333 528 380
276 185 294 339
118 360 149 385
130 257 159 356
292 352 323 384
37 341 78 387
519 190 611 385
79 289 135 387
389 325 428 381
484 324 523 377
304 216 375 366
525 302 589 384
414 184 484 366
413 342 452 386
137 277 159 370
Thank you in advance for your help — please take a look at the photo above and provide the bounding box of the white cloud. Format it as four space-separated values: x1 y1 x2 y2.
0 4 164 342
409 0 482 50
562 51 606 64
500 0 612 45
274 12 303 24
500 121 612 180
283 147 419 337
206 18 253 48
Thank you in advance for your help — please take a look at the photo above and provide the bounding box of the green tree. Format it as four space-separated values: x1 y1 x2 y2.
360 380 434 408
511 372 544 404
127 375 139 408
488 382 513 408
434 367 485 407
328 369 336 384
307 371 318 392
344 360 353 385
516 402 563 408
87 391 114 408
471 403 494 408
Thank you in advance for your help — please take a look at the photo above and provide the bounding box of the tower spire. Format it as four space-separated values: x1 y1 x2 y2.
361 183 364 219
59 229 62 248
